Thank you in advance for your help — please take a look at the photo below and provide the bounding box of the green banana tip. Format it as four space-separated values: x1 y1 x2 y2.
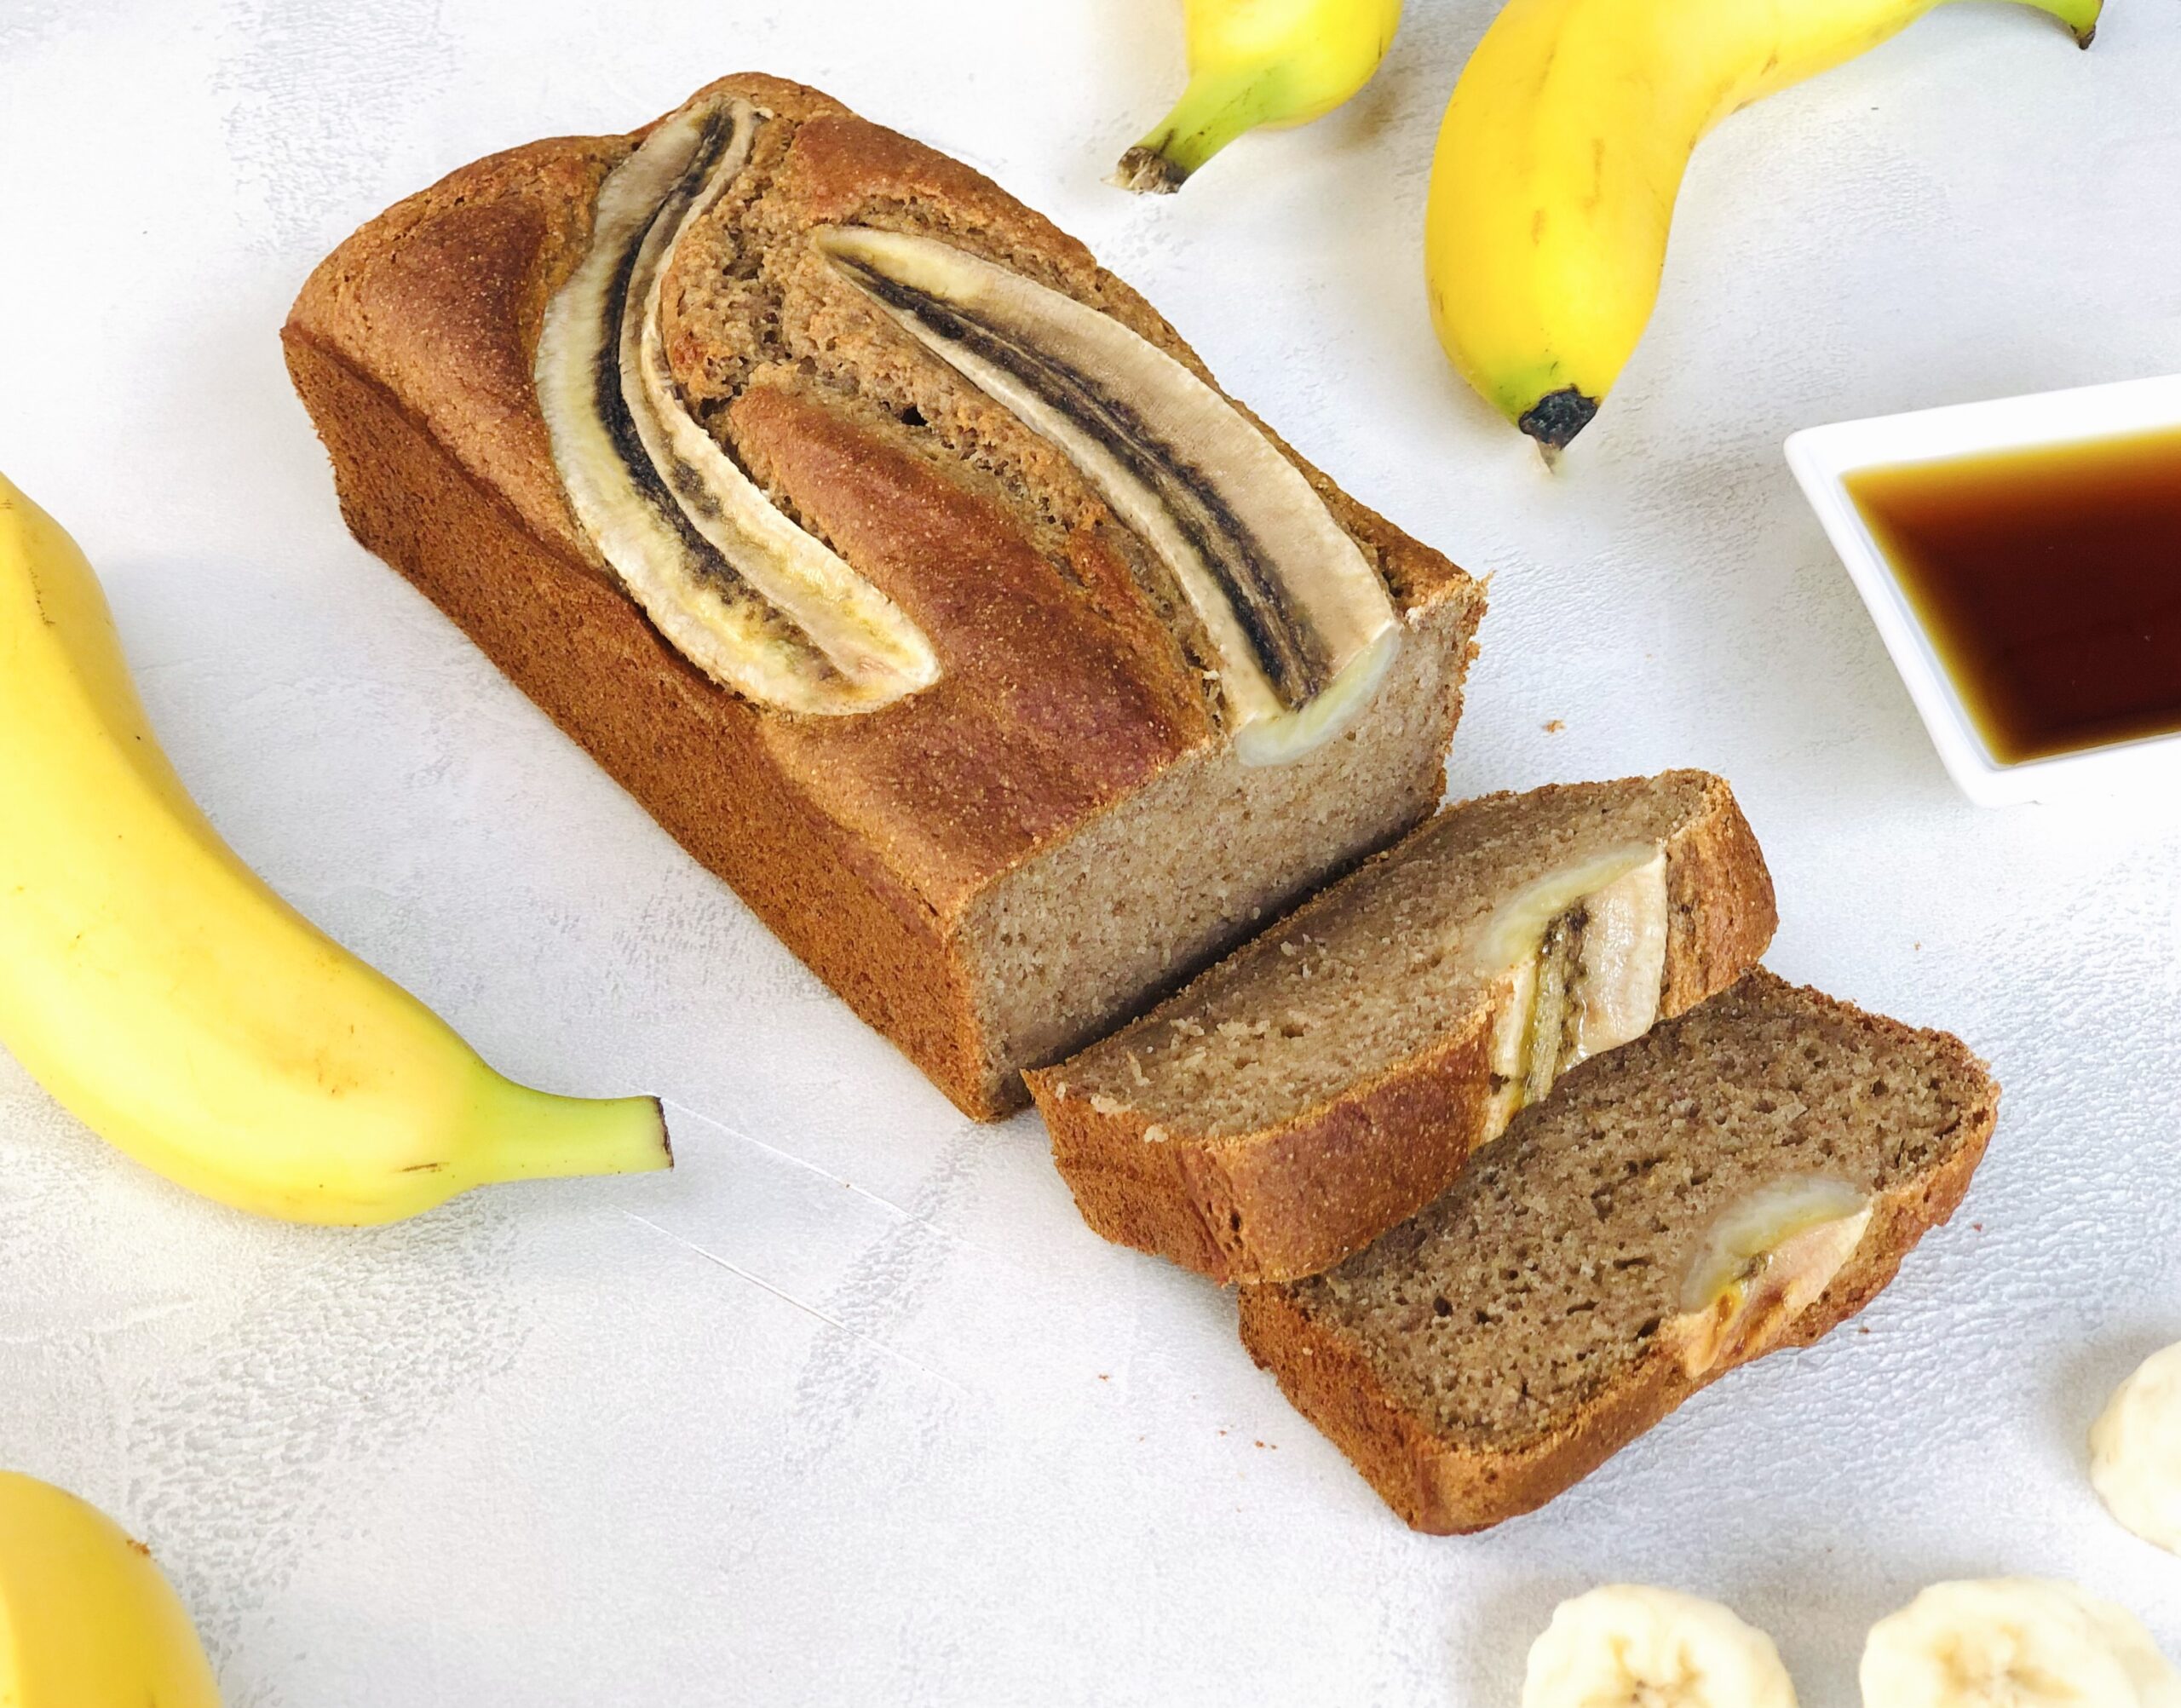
1518 388 1600 451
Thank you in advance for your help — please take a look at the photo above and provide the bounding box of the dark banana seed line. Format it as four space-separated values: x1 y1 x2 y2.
593 113 733 560
590 106 843 678
833 258 1337 710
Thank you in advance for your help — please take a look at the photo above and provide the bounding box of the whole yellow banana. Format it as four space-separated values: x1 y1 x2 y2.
1426 0 2100 449
1115 0 1403 193
0 473 669 1222
0 1471 222 1708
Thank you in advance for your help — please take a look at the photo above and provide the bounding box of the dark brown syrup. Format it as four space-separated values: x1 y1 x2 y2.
1845 424 2181 765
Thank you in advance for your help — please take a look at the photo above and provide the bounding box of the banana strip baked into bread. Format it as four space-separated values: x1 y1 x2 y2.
283 73 1485 1118
1239 970 1998 1533
1027 772 1777 1284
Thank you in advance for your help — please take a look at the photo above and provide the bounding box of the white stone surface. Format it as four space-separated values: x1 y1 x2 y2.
1 2 2177 1702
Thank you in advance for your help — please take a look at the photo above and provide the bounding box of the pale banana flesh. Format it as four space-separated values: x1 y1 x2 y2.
1426 0 2102 447
1860 1578 2181 1707
1115 0 1403 192
0 474 669 1223
1521 1584 1798 1708
0 1470 222 1708
2091 1340 2181 1554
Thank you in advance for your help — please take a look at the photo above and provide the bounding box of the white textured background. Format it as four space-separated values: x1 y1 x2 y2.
2 1 2178 1702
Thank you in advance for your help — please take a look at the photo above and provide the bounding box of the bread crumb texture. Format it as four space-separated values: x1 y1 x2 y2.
1277 970 1994 1450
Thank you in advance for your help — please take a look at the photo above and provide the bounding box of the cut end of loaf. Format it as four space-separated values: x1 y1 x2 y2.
1030 771 1777 1281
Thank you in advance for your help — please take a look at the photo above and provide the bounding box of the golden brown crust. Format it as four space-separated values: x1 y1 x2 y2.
1035 1010 1505 1283
1235 982 2000 1533
279 331 996 1103
1027 775 1777 1283
1661 774 1779 1015
283 73 1481 1119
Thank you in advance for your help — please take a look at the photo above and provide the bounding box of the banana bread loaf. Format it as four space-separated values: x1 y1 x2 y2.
1027 772 1776 1283
1239 970 1998 1533
282 73 1485 1119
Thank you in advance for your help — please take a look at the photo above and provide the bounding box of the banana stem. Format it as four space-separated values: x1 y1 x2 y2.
1113 67 1276 193
469 1078 671 1187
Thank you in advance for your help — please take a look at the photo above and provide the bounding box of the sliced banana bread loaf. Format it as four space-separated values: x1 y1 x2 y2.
282 73 1484 1119
1238 969 1998 1533
1025 773 1775 1283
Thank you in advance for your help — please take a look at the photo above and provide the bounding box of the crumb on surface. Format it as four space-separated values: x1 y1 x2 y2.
1543 719 1564 733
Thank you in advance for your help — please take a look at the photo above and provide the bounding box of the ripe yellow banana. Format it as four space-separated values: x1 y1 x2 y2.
0 1470 222 1707
1115 0 1402 193
0 472 669 1223
1426 0 2101 449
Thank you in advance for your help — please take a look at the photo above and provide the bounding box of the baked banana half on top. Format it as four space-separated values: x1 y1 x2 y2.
284 73 1484 1118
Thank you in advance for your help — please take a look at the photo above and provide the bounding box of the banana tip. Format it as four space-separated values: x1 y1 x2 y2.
1111 146 1187 195
1519 388 1599 451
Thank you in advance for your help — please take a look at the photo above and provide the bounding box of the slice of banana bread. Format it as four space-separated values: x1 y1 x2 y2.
1238 970 1997 1533
1025 773 1775 1283
281 73 1484 1119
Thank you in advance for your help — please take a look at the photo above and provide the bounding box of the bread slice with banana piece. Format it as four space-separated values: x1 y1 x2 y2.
1239 969 1998 1533
1026 772 1775 1284
283 73 1484 1119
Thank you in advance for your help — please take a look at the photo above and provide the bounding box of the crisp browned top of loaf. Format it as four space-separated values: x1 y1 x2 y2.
283 72 1478 924
1267 970 1997 1452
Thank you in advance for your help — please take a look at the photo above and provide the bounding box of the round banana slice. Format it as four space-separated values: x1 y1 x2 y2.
1860 1579 2181 1708
2092 1341 2181 1552
1521 1584 1798 1708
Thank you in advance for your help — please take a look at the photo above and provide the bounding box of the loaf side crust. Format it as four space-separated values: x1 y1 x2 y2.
1027 774 1777 1282
283 73 1482 1118
1234 980 2000 1533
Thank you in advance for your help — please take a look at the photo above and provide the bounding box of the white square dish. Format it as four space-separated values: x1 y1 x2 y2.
1786 373 2181 807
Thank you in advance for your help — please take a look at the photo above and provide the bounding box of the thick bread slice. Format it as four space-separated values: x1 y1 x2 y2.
282 72 1484 1119
1237 970 1998 1533
1026 773 1775 1283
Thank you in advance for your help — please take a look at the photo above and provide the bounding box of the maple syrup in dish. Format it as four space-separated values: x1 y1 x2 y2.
1844 425 2181 766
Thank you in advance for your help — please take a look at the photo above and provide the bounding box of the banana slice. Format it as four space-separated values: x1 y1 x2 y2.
1670 1176 1872 1378
814 223 1401 764
1521 1584 1798 1708
534 97 940 714
2092 1341 2181 1552
1860 1579 2181 1708
1474 843 1670 1130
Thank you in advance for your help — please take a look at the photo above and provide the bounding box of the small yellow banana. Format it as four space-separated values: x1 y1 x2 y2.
1115 0 1403 193
0 1470 222 1708
1426 0 2101 449
0 473 669 1223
